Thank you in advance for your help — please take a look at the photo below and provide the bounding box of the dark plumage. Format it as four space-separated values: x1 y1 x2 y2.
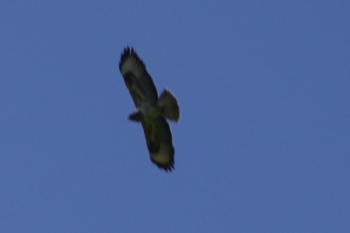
119 47 180 171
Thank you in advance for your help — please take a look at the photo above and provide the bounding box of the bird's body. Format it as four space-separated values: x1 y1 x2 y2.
139 102 162 119
119 47 180 171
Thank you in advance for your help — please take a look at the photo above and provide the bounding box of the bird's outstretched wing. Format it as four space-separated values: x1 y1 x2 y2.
119 47 158 107
141 117 174 171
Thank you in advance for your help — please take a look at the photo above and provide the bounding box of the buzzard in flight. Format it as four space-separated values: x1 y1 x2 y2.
119 47 180 171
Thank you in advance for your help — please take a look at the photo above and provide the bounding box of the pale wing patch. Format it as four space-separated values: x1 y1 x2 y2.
150 144 174 164
120 56 145 78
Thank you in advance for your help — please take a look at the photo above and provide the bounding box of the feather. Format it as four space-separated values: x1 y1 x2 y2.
158 89 180 122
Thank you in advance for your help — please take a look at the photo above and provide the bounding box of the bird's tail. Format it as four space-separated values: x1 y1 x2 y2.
157 89 180 122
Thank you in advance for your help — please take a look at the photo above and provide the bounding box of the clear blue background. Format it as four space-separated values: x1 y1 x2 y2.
1 1 349 232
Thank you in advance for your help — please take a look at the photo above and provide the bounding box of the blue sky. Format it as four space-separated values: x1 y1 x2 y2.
1 1 349 232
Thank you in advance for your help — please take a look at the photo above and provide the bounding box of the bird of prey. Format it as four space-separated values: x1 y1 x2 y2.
119 47 180 171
